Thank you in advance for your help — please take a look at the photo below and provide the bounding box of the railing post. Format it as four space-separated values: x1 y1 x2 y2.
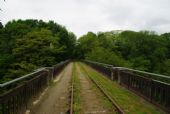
43 69 50 86
111 67 114 80
50 67 54 81
117 69 121 85
150 80 153 103
0 87 2 94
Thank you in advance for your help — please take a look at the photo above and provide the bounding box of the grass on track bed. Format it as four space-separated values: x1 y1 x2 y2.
72 62 82 114
79 62 163 114
77 63 114 113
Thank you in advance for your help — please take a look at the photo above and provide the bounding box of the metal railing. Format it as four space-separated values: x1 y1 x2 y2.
0 60 69 114
84 60 170 113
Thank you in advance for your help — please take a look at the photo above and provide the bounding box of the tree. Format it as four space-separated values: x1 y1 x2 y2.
78 30 170 76
86 47 130 67
0 19 77 82
78 32 99 58
0 22 3 29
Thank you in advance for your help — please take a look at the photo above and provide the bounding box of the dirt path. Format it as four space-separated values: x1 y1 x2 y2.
30 63 73 114
76 63 114 114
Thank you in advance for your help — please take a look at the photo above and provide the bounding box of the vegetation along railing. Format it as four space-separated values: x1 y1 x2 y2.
0 60 69 114
84 60 170 113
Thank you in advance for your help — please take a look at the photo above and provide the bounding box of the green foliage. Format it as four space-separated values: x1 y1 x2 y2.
80 63 162 114
78 30 170 76
77 32 99 58
129 57 150 71
13 28 62 66
0 22 3 29
0 19 76 82
72 63 82 114
86 47 130 67
0 19 170 82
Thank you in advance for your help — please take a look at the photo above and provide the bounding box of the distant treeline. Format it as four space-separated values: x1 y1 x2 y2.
76 31 170 76
0 19 170 82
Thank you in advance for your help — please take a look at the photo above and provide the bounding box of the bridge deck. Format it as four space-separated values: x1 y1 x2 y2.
80 62 164 114
28 63 73 114
26 62 164 114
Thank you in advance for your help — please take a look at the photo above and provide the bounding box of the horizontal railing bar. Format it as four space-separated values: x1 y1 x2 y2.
0 60 69 88
121 70 170 85
0 68 46 88
0 59 70 114
84 60 170 113
85 60 113 67
152 79 170 86
113 67 170 79
85 60 170 80
52 60 70 67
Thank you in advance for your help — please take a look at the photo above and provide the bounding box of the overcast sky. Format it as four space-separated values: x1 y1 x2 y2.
0 0 170 37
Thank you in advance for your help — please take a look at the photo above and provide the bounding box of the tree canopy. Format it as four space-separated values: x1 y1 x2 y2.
78 30 170 75
0 19 170 83
0 19 76 82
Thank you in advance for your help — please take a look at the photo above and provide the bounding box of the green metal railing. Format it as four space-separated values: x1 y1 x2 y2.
0 60 69 114
84 60 170 113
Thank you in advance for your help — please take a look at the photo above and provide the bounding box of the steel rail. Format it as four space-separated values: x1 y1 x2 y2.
70 68 74 114
70 84 74 114
84 60 170 113
80 64 125 114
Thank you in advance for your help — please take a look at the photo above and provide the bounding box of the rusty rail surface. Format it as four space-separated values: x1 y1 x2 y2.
70 84 74 114
84 60 170 113
0 60 69 114
80 64 125 114
70 69 74 114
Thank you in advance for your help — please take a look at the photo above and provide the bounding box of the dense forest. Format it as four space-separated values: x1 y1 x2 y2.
0 19 76 83
77 31 170 75
0 19 170 83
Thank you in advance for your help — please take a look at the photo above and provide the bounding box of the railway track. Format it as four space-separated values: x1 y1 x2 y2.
80 64 125 114
70 84 74 114
70 63 79 114
27 62 164 114
70 67 74 114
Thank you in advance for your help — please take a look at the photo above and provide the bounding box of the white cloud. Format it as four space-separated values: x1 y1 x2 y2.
0 0 170 37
